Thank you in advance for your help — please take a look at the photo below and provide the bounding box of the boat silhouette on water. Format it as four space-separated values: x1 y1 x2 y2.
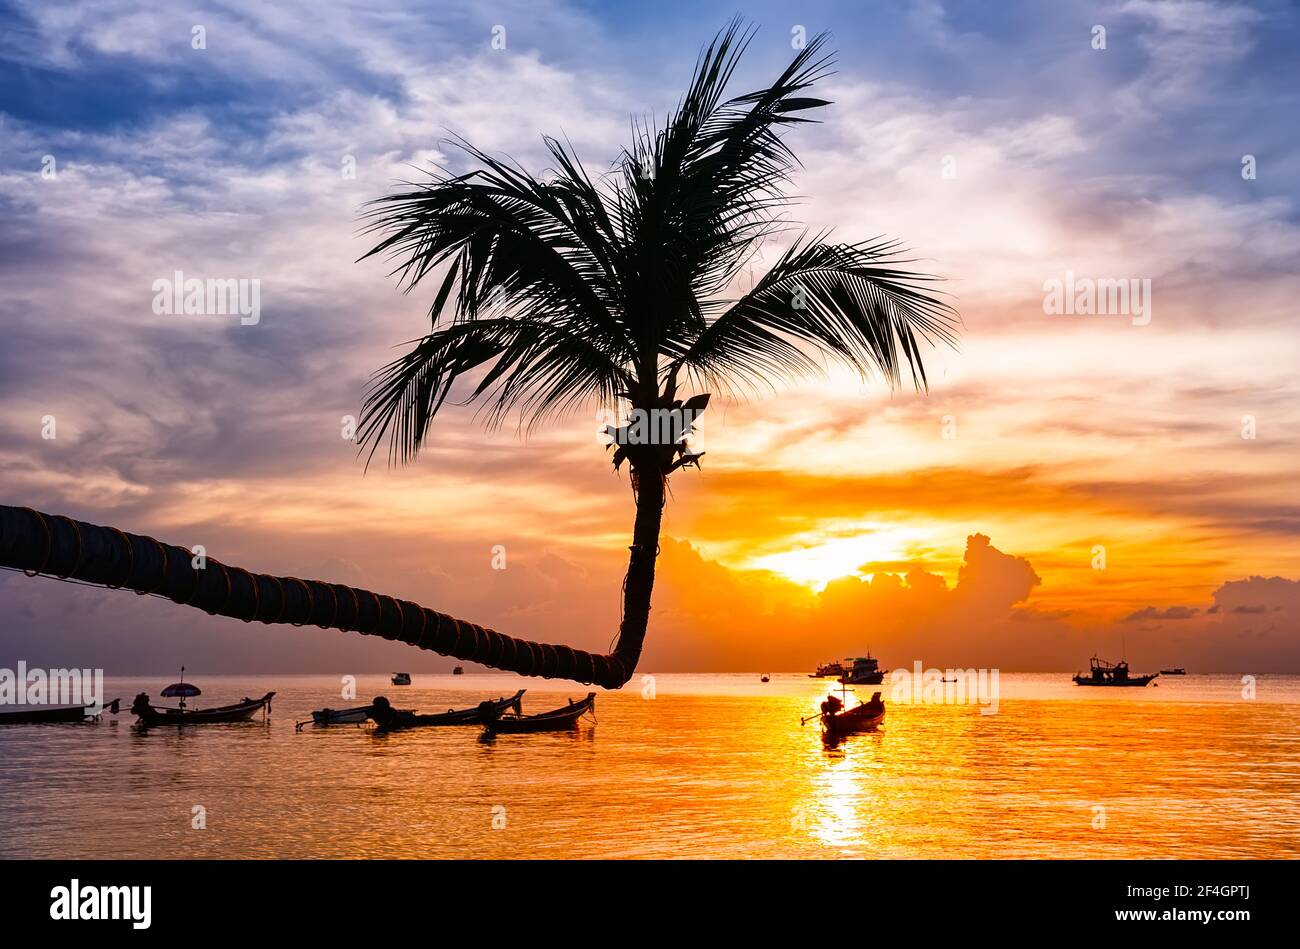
803 685 885 739
0 698 120 725
1072 656 1158 687
391 672 411 686
840 654 885 685
131 692 274 725
482 693 596 734
1160 667 1187 675
809 660 846 679
297 702 413 729
368 689 526 732
130 667 276 726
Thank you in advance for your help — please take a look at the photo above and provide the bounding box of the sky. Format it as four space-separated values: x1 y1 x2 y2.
1 0 1298 675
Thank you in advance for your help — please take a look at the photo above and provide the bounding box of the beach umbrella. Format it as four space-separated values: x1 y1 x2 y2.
161 682 201 697
161 667 201 707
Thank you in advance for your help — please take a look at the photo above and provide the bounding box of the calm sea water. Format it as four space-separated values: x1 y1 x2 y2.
1 673 1297 859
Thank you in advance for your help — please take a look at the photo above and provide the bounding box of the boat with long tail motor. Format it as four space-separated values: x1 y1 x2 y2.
368 689 526 732
0 698 120 725
804 688 885 739
131 691 275 725
482 693 596 734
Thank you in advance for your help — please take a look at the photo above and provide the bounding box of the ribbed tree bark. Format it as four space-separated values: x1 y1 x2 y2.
613 466 665 676
0 504 655 689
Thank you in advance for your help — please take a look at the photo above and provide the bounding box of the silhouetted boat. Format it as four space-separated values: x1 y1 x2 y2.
804 689 885 737
452 666 465 675
1073 656 1157 687
840 654 885 685
298 703 409 729
483 693 595 734
391 672 411 685
1160 667 1186 675
369 689 526 732
809 660 846 678
310 706 370 726
0 698 120 724
760 673 770 683
131 691 275 725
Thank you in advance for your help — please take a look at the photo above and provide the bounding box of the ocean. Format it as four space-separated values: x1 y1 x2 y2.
1 672 1297 858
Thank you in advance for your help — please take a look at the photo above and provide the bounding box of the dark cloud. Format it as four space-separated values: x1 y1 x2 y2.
1124 605 1201 622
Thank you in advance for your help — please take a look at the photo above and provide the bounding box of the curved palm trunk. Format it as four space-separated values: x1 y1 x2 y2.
612 467 665 676
0 504 658 690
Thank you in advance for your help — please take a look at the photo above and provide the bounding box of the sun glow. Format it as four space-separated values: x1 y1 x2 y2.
746 526 931 591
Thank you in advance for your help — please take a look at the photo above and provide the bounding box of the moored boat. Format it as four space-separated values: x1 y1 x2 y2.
391 672 412 686
452 666 465 675
0 698 120 725
1073 656 1157 687
809 660 846 679
1160 667 1186 675
369 689 526 732
131 692 275 726
297 704 390 729
805 690 885 738
840 654 885 685
482 693 595 734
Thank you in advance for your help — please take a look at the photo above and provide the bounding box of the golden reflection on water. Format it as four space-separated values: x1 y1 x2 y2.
1 674 1297 858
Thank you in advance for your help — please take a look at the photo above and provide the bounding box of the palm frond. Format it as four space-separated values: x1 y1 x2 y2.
357 19 958 467
611 18 836 360
358 317 634 467
671 235 960 395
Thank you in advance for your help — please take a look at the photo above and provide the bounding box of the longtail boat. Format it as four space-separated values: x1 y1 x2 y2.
1072 656 1157 687
482 693 596 734
297 704 395 729
803 687 885 738
130 691 274 726
0 698 120 725
369 689 525 732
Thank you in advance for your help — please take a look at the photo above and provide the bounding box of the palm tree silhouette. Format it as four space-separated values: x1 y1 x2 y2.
355 21 957 684
0 23 956 688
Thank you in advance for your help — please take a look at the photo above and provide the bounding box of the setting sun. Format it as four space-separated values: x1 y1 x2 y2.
746 525 932 590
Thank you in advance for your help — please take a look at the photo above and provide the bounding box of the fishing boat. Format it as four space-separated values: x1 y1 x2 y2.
452 666 465 676
310 706 370 726
1073 656 1157 687
808 660 846 679
482 693 596 734
803 687 885 738
0 698 120 724
760 673 770 683
369 689 526 732
297 703 406 729
840 654 885 685
131 691 275 725
391 672 411 686
1160 667 1187 675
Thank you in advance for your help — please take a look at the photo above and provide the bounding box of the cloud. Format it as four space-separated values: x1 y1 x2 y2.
1124 605 1200 622
647 533 1057 671
1 0 1298 677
